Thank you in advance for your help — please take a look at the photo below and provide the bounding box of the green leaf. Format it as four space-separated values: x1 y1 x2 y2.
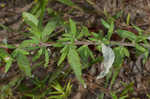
44 49 50 68
126 13 130 25
32 48 43 62
19 39 39 48
111 92 118 99
92 32 100 39
116 29 137 41
52 43 64 47
101 19 110 29
69 19 76 38
23 12 41 40
4 58 13 73
135 44 146 52
16 52 32 77
51 82 64 92
135 36 147 43
123 47 130 57
102 38 110 44
42 20 57 41
16 49 29 55
65 81 72 97
107 21 114 40
58 52 68 66
58 46 69 66
29 27 41 40
22 12 39 27
0 48 10 59
110 47 129 88
78 45 94 68
67 47 85 87
78 26 90 39
132 24 143 35
58 38 72 42
57 0 75 6
113 46 129 66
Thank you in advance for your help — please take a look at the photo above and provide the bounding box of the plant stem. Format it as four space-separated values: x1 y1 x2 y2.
1 41 150 49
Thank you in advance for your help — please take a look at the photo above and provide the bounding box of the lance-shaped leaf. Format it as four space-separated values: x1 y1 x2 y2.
101 19 110 29
22 12 39 27
67 47 85 87
32 48 43 62
113 46 129 67
42 20 57 42
116 29 137 41
4 58 13 73
58 45 69 66
44 49 50 68
16 52 32 77
107 21 114 40
22 12 41 39
19 39 39 48
97 44 115 79
69 19 76 38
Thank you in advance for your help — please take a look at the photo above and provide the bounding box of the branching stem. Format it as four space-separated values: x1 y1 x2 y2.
0 41 150 49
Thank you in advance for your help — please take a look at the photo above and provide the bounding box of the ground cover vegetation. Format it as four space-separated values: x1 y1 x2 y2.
0 0 150 99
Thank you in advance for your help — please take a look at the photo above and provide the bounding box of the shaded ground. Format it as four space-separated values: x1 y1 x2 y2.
0 0 150 99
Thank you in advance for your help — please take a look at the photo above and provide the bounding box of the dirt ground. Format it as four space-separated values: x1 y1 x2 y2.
0 0 150 99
